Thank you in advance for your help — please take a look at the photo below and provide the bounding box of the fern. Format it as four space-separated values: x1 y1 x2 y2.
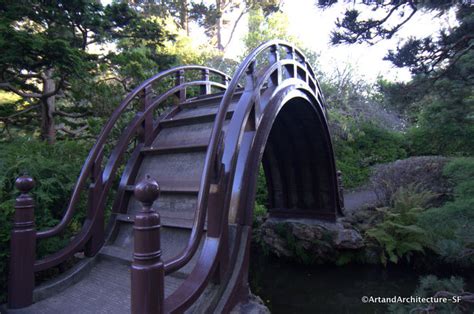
366 184 435 265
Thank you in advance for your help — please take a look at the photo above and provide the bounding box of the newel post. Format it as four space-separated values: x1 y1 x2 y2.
8 175 36 309
131 175 164 314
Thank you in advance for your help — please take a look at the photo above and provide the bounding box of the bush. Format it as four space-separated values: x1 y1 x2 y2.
371 156 450 206
416 158 474 267
0 138 90 302
405 85 474 157
332 122 408 188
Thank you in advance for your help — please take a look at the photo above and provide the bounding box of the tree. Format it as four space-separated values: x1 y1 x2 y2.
405 51 474 156
319 0 473 78
128 0 281 50
319 0 473 157
0 0 170 143
243 7 296 53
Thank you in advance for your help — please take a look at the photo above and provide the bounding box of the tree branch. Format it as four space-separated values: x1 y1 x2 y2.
56 124 88 137
55 110 90 118
0 82 42 98
223 6 248 50
0 104 40 121
97 76 131 91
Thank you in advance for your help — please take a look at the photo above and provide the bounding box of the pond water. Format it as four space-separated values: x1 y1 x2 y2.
249 247 474 313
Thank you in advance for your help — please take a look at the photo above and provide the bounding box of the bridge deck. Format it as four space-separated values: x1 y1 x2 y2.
7 259 183 314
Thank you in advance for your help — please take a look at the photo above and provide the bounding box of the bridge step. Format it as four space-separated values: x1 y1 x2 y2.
136 151 206 183
180 89 242 108
125 191 200 228
174 100 237 119
101 226 205 276
9 259 183 313
160 109 234 128
141 143 208 155
152 120 229 150
124 179 200 194
85 90 234 312
115 212 200 229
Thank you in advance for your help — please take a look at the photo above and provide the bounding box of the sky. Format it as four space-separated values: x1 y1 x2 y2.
102 0 456 82
215 0 457 82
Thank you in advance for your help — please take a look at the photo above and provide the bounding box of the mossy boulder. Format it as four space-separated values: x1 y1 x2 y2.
258 218 364 264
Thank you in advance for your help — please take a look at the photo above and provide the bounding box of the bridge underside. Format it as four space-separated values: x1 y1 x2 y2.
262 97 337 221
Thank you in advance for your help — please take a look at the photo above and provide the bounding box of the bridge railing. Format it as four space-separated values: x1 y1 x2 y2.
8 66 230 309
9 40 330 311
162 40 327 312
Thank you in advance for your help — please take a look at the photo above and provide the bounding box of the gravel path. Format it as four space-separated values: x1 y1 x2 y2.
343 188 379 214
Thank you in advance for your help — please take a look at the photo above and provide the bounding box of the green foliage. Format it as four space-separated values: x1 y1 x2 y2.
379 45 474 158
443 158 474 199
417 158 474 266
0 138 89 302
253 165 269 226
243 7 298 54
253 203 267 227
0 1 168 83
389 275 471 314
406 73 474 156
0 0 172 141
332 121 407 188
255 164 268 207
366 185 434 265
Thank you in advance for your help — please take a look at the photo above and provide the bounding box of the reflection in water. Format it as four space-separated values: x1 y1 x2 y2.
249 246 474 314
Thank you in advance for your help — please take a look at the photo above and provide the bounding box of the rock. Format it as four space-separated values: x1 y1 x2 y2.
257 217 364 263
334 227 364 249
231 290 271 314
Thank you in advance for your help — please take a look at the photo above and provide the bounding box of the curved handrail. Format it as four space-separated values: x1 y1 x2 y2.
163 40 320 273
163 40 322 310
34 80 229 271
37 65 230 240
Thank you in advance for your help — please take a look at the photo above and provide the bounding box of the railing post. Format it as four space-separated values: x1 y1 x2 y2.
8 175 36 309
131 175 163 314
337 170 345 212
84 149 104 257
200 69 210 95
139 85 153 145
175 69 186 103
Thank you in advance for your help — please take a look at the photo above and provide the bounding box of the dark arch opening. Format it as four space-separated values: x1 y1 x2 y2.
260 96 337 220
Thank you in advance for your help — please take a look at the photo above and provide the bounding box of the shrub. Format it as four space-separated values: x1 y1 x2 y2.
332 122 407 188
370 156 450 206
416 158 474 266
405 87 474 157
0 138 90 302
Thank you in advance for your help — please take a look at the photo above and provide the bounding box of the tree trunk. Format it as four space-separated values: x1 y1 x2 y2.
216 0 224 50
40 69 56 144
180 0 189 36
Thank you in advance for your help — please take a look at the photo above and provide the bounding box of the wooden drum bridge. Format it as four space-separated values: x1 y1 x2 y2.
6 40 343 313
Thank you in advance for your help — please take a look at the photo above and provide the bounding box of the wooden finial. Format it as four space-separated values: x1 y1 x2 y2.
15 175 35 194
133 174 160 207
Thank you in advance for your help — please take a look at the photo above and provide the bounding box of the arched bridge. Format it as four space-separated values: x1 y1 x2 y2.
6 40 343 313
